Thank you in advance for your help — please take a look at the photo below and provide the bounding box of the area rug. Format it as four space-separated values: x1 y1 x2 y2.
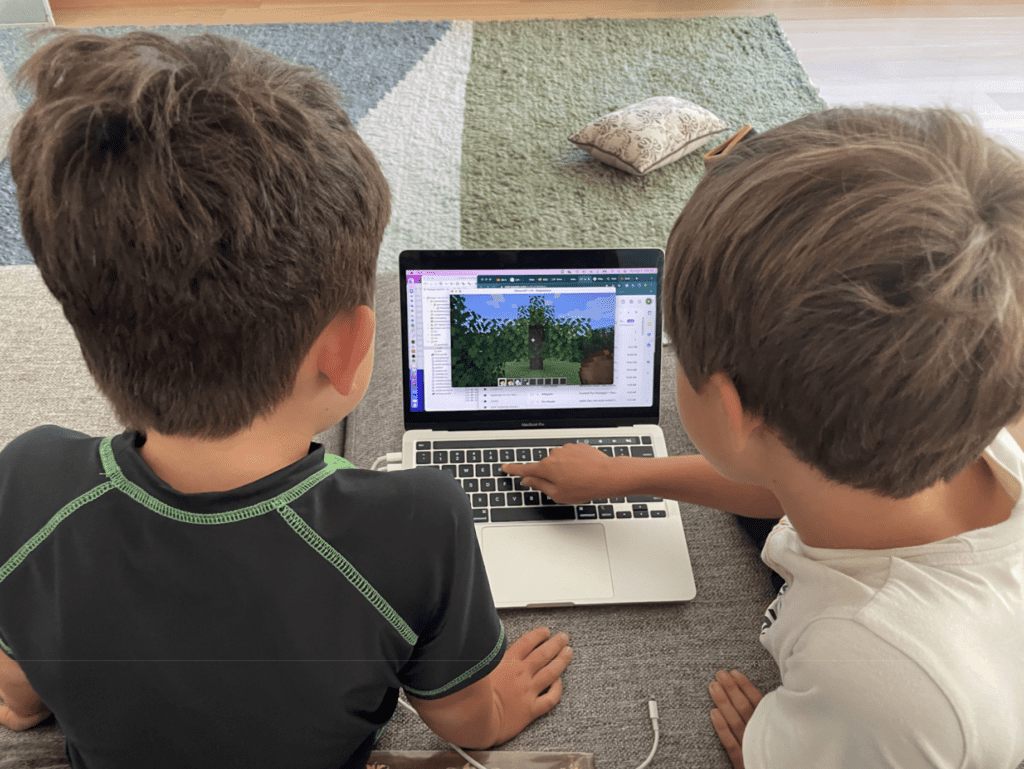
0 16 826 270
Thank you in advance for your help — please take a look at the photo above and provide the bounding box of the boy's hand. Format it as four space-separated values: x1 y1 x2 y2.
406 626 572 749
502 443 619 504
488 627 573 745
0 652 51 732
0 701 51 731
709 669 762 769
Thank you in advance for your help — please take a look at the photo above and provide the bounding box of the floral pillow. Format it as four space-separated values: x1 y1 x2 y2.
569 96 728 175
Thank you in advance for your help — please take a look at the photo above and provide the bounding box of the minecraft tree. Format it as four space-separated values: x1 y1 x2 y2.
450 293 612 387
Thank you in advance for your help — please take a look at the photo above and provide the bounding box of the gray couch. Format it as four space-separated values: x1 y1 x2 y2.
0 265 781 768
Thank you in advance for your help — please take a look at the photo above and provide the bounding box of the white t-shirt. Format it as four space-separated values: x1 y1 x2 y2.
743 429 1024 769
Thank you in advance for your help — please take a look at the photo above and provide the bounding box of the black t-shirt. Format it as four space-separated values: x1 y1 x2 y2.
0 427 506 769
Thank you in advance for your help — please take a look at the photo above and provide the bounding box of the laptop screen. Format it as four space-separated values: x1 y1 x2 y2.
399 249 664 431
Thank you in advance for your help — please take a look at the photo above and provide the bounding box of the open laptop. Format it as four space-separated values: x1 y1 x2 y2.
399 248 696 608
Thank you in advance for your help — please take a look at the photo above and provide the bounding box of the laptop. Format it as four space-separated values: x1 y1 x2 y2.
399 248 696 608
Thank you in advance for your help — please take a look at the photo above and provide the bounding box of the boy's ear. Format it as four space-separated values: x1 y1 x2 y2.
707 372 761 454
317 305 375 397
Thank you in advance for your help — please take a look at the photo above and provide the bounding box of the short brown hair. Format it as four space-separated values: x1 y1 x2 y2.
665 107 1024 498
10 30 391 438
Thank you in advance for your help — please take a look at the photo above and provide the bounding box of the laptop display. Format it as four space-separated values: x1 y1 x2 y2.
400 249 664 431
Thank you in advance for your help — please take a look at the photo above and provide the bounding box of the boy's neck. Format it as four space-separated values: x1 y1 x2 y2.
771 454 1016 550
138 426 315 495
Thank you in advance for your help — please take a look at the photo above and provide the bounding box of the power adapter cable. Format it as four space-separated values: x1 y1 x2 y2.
370 453 403 472
395 696 660 769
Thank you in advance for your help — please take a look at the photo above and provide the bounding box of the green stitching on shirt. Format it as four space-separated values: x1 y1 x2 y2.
99 437 355 525
402 623 506 698
277 504 419 646
0 482 115 587
0 443 357 656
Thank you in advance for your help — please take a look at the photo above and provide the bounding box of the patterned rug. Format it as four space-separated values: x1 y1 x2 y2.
0 16 825 270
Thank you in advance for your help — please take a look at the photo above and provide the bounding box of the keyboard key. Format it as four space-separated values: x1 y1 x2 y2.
610 497 625 504
467 450 482 463
516 448 531 462
492 464 508 477
475 464 490 477
416 452 431 464
593 498 609 503
490 506 576 523
481 478 496 492
541 493 558 505
513 477 528 491
613 446 630 457
484 449 499 463
576 505 598 520
497 478 513 492
628 495 663 502
433 450 448 464
415 441 431 451
458 465 474 478
651 509 667 518
471 493 488 508
508 492 523 506
632 504 648 513
489 493 506 507
472 510 489 523
616 509 633 519
441 465 457 478
463 478 479 493
634 508 650 519
532 448 548 461
641 436 652 444
599 447 614 457
630 446 655 458
598 505 614 519
450 450 465 463
524 491 540 506
500 449 515 463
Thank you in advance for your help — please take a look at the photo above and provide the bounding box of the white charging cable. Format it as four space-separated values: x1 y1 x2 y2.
370 452 403 472
635 700 660 769
396 697 490 769
395 696 660 769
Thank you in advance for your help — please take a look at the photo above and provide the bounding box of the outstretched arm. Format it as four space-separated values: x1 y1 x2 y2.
503 442 784 519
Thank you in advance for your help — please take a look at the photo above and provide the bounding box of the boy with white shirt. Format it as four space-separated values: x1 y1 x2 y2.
505 106 1024 768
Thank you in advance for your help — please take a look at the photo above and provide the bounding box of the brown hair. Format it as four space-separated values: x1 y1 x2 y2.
9 30 391 438
664 106 1024 498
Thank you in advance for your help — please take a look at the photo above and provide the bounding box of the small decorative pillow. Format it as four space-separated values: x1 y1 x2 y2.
569 96 728 175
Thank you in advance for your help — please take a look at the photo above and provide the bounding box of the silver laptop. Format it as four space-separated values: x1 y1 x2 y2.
399 248 696 608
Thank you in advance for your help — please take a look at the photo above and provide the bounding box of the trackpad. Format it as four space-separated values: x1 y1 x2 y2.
480 524 614 604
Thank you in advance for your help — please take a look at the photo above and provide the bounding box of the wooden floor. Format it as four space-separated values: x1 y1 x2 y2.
44 0 1024 26
36 0 1024 153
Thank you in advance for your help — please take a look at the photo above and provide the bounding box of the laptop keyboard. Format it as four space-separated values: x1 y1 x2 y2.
414 436 666 523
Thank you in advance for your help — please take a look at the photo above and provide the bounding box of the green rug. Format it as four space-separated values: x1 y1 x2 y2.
0 16 825 270
460 16 824 253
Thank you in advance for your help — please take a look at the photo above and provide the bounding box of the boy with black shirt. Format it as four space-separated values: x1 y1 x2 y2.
0 30 571 769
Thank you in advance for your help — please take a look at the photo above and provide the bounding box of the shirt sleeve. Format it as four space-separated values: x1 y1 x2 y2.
396 470 506 700
743 618 964 769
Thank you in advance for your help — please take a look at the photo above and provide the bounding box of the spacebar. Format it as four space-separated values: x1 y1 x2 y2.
490 506 576 522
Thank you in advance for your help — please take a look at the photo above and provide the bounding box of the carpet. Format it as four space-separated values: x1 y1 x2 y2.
0 16 825 270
